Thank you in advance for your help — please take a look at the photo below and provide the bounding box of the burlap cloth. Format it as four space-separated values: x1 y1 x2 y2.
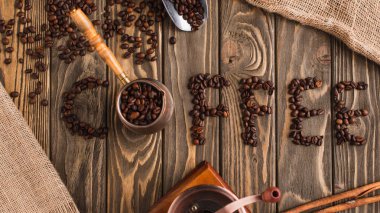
0 83 78 213
246 0 380 65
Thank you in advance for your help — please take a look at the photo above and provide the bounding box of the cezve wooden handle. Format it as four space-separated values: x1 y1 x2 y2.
69 9 130 85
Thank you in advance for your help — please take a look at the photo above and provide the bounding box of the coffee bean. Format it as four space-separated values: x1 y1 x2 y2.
15 0 23 9
28 92 36 99
41 99 49 106
4 58 11 64
29 98 37 104
5 47 14 53
169 36 176 44
10 91 19 98
2 37 9 45
31 72 39 79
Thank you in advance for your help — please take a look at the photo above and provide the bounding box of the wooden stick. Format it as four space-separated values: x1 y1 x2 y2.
69 9 130 85
285 182 380 212
316 195 380 212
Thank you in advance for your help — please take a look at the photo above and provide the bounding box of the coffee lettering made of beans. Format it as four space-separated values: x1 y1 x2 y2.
188 75 369 147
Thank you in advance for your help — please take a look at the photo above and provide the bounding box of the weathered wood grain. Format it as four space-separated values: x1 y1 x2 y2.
332 39 380 212
219 1 276 212
106 2 162 212
0 0 50 153
50 1 107 212
276 18 333 211
162 0 220 194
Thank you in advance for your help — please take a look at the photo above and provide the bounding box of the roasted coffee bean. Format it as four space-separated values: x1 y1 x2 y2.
10 91 19 98
29 98 37 104
188 74 230 145
31 72 39 79
5 47 14 53
41 99 49 106
61 77 108 139
169 36 176 44
15 0 23 9
2 37 9 45
4 58 11 64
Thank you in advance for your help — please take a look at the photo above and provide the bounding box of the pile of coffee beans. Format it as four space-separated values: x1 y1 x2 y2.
61 77 109 139
333 81 368 145
119 82 163 125
4 0 171 106
45 0 98 40
169 0 205 31
288 77 325 146
239 77 274 146
101 0 165 64
188 74 230 145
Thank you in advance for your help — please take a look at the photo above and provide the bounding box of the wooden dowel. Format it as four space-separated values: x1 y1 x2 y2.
285 182 380 212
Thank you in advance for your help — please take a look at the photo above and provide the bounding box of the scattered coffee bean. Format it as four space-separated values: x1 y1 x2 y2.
102 0 164 65
5 47 14 53
169 36 176 44
334 81 369 146
61 77 109 139
188 74 230 145
4 58 11 64
41 99 49 106
239 77 274 146
288 77 324 146
10 91 19 98
119 82 163 126
31 72 39 79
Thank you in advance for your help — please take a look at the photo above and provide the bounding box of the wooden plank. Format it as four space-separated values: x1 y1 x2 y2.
332 40 380 212
0 0 19 94
50 1 107 212
0 0 50 153
162 0 220 194
219 1 276 212
276 18 333 211
106 2 163 212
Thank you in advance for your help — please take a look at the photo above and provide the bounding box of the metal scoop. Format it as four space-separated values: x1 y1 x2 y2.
162 0 208 31
69 9 174 134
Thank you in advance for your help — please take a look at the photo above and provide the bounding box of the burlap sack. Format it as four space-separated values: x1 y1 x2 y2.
0 83 78 213
245 0 380 65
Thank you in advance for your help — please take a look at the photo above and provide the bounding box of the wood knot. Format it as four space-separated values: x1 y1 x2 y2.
221 40 240 65
316 45 331 65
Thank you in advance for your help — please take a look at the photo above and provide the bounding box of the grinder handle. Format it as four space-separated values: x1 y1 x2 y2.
69 9 130 85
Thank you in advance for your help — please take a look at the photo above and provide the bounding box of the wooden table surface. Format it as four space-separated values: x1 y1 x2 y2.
1 0 380 212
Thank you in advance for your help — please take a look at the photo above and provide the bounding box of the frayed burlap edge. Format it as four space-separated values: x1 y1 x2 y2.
0 83 79 213
245 0 380 65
